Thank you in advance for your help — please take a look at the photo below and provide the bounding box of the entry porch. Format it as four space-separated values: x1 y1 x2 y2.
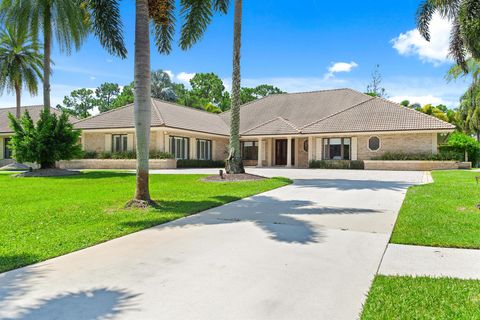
240 136 358 168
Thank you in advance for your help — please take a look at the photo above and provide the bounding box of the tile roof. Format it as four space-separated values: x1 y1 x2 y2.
70 88 454 136
0 105 72 134
74 99 229 136
300 97 455 134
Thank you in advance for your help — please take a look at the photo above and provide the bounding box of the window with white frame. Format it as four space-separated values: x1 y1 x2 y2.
323 138 351 160
112 134 128 152
197 139 212 160
170 136 189 159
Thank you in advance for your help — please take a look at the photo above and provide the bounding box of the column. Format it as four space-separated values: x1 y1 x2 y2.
0 138 4 160
104 134 112 152
127 133 134 151
432 133 438 154
164 134 170 154
190 138 196 159
157 131 165 152
351 137 358 160
308 136 314 161
316 138 323 160
286 137 292 167
266 138 272 167
257 137 263 167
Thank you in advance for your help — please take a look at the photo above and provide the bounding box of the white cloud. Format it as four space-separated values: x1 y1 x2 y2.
391 13 452 65
176 72 195 84
325 61 358 79
389 95 448 106
329 61 358 73
164 70 174 79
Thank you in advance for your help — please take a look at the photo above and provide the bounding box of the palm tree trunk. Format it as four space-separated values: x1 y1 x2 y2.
43 2 51 111
15 84 21 119
132 0 152 203
226 0 245 174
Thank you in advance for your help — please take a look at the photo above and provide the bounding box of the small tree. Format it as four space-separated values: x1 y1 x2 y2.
447 132 480 163
8 110 82 169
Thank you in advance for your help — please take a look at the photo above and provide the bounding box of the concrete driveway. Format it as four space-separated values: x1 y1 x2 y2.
0 169 426 320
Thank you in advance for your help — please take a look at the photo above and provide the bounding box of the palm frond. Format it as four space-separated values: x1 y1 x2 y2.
416 0 436 41
449 17 467 72
214 0 229 14
87 0 127 58
179 0 213 50
150 0 175 54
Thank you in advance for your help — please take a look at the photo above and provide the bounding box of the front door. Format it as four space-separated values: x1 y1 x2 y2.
275 139 295 166
275 139 287 165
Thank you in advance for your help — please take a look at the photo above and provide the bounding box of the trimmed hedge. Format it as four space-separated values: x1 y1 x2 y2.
371 151 464 161
309 160 364 170
177 159 225 168
81 150 174 160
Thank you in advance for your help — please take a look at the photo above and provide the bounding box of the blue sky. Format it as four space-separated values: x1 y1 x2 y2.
0 0 470 108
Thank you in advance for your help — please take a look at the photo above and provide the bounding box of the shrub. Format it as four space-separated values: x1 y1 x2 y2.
82 150 174 160
309 160 364 170
8 110 82 169
371 152 463 161
177 159 225 168
446 132 480 164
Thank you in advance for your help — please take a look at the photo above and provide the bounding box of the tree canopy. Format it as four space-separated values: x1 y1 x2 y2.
60 70 285 116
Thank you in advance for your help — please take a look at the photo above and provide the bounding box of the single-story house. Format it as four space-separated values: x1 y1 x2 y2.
72 88 455 168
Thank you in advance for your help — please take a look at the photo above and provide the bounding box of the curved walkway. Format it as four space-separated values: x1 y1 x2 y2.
0 169 426 320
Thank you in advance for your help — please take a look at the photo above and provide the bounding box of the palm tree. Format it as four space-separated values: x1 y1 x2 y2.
0 0 127 110
0 25 43 118
417 0 480 70
125 0 230 205
225 0 245 174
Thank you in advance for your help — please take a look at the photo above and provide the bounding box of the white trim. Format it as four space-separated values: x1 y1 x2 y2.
367 136 381 152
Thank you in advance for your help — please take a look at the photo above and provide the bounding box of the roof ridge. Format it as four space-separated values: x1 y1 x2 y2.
219 94 276 115
73 103 134 124
278 117 301 132
151 99 165 125
300 96 375 130
378 96 456 128
152 98 225 117
242 116 300 135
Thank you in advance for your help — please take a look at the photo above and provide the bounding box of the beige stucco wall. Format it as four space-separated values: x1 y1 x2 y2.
83 132 107 152
82 129 228 160
356 132 436 160
296 137 309 168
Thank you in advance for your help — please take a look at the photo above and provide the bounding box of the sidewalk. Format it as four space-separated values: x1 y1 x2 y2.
379 243 480 279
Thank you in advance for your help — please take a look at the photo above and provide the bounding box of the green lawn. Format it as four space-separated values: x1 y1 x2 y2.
0 171 290 273
361 275 480 319
391 170 480 249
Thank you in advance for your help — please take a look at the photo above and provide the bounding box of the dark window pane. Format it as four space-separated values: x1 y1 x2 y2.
368 137 380 151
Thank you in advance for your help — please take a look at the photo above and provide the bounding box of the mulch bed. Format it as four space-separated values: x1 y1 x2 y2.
202 173 266 182
15 168 81 177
